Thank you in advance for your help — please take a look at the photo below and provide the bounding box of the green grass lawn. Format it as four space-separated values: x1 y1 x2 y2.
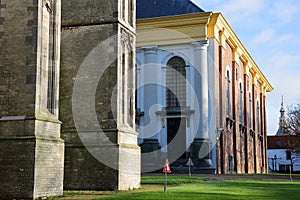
50 175 300 200
94 176 300 200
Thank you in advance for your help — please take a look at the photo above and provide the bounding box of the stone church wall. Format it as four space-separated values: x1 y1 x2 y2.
0 0 139 198
60 0 140 190
0 0 64 199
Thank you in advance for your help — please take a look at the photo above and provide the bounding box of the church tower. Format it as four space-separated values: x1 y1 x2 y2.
276 97 288 136
0 0 64 199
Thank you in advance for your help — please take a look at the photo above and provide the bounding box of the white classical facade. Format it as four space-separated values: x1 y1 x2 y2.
136 41 217 172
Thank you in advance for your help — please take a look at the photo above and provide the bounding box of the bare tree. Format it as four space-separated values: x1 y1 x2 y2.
286 104 300 152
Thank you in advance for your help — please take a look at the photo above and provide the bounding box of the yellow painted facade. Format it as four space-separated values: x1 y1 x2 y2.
137 12 273 94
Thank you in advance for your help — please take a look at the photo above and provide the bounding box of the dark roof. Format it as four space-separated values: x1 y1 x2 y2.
136 0 205 19
267 136 290 149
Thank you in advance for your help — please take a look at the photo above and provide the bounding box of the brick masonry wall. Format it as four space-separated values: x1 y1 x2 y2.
221 41 234 173
216 39 268 174
233 59 245 174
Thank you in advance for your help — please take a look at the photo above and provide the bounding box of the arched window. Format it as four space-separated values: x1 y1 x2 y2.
239 82 243 124
166 56 186 110
249 93 253 129
257 100 261 135
226 70 231 117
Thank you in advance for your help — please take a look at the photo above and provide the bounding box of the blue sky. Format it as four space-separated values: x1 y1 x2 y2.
191 0 300 135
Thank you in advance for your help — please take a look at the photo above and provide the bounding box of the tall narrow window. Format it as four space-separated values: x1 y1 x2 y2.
239 82 243 124
122 0 126 20
121 50 126 124
128 0 133 26
226 70 231 117
166 56 186 110
249 93 253 129
257 100 261 135
47 0 56 114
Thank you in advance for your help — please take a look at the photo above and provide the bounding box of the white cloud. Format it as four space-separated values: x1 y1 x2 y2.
221 0 263 14
261 52 300 74
263 52 300 135
272 1 300 24
252 29 275 45
252 29 295 46
217 0 266 24
191 0 265 19
276 34 294 44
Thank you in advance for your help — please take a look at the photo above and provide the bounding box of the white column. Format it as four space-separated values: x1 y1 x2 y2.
141 45 158 140
192 40 209 139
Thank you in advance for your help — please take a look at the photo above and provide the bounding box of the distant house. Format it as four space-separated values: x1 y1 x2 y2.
267 99 300 172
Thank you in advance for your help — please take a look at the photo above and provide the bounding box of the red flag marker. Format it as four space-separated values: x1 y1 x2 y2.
163 159 171 173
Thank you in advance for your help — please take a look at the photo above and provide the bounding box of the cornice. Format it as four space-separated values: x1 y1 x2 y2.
136 12 212 46
208 13 273 93
137 12 212 29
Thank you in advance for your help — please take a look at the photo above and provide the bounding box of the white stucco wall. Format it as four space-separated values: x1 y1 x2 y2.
268 149 300 172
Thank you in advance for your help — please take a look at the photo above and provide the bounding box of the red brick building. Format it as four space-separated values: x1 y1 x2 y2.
216 37 271 174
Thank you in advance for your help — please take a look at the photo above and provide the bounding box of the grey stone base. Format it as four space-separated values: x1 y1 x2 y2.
0 136 64 199
190 138 215 172
64 132 141 190
140 139 161 172
64 145 119 190
140 139 161 154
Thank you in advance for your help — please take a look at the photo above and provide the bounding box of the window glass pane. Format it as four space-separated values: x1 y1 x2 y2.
166 57 186 110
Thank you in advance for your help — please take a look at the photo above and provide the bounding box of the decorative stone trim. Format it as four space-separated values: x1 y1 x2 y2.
226 117 234 132
250 129 255 138
239 123 247 136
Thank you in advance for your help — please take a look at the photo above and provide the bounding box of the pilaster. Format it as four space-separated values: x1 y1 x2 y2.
138 45 161 171
191 40 209 139
190 40 214 172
